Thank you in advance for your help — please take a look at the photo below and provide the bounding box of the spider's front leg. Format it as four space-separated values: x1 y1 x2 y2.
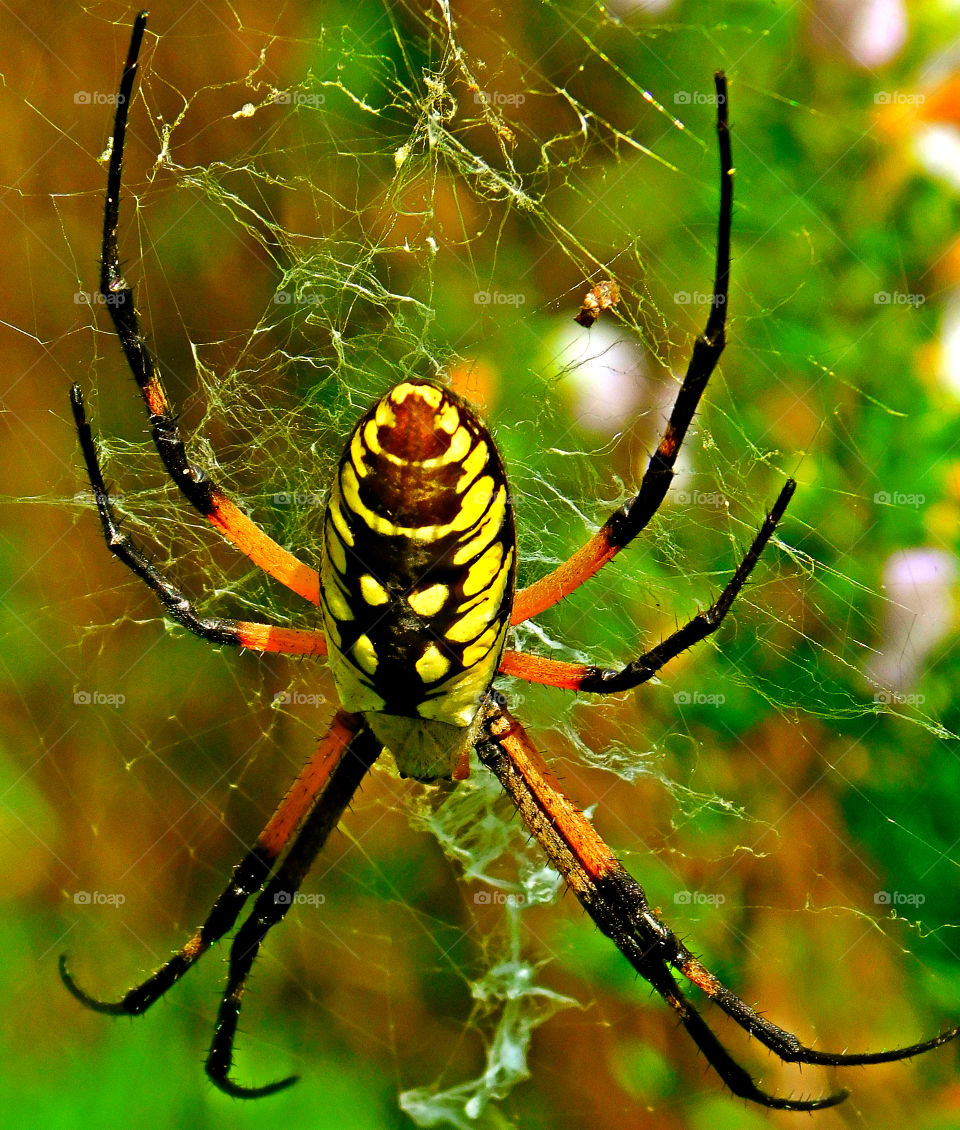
477 702 960 1112
501 477 795 690
512 69 733 627
86 9 319 605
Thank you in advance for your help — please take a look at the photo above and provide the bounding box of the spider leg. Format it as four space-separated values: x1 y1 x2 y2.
71 384 326 657
205 722 382 1098
476 703 960 1111
501 479 793 691
513 70 732 627
60 711 375 1023
94 11 319 605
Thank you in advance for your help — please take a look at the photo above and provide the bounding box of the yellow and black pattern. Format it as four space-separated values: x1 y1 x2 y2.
320 380 516 776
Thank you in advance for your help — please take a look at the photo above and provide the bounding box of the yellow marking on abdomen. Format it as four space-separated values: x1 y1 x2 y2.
461 623 501 667
456 439 488 493
328 486 355 547
341 463 502 542
353 634 378 674
416 644 451 682
325 521 347 575
363 419 382 455
445 547 513 643
408 583 449 617
445 598 495 643
375 399 398 428
359 574 390 606
350 430 370 477
453 475 496 530
391 382 442 408
437 402 460 433
463 542 503 597
452 487 506 564
368 423 472 470
323 571 354 621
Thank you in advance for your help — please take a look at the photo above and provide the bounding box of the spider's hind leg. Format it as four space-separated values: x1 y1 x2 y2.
60 712 377 1024
477 702 960 1111
204 721 382 1098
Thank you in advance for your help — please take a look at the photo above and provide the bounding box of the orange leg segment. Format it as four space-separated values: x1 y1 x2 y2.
92 8 318 606
512 70 734 627
60 709 370 1016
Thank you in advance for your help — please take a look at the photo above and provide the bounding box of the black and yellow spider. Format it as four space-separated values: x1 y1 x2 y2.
61 12 959 1111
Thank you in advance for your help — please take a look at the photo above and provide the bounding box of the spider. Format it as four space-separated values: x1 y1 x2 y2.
61 11 960 1111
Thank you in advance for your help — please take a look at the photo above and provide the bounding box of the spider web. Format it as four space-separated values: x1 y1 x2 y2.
4 2 960 1127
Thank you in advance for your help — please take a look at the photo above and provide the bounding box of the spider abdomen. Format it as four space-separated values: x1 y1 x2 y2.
320 380 516 779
